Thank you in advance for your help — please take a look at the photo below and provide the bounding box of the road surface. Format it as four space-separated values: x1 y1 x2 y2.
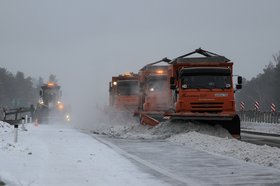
93 134 280 186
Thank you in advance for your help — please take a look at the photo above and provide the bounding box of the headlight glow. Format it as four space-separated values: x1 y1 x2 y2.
156 70 164 74
39 98 44 105
66 114 71 122
57 103 64 110
149 88 155 92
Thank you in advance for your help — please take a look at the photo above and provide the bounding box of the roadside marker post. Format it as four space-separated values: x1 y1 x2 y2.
254 101 260 111
14 125 18 143
21 117 27 131
271 103 276 112
240 102 245 110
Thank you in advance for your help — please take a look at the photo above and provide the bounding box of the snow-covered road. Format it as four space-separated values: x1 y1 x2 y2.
1 120 280 186
93 134 280 186
0 122 168 186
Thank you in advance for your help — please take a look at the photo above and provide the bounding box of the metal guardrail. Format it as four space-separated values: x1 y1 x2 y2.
1 106 34 125
1 106 35 143
238 110 280 124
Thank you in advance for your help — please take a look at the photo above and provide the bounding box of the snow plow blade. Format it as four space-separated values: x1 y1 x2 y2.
139 112 167 126
165 112 241 139
219 115 241 139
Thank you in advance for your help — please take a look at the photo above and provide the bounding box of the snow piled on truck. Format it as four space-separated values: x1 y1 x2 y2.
91 109 280 170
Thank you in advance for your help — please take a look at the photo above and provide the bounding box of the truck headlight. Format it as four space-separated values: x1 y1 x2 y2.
38 98 44 105
65 114 70 121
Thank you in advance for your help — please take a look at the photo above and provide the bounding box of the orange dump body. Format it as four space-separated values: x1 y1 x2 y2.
109 73 139 112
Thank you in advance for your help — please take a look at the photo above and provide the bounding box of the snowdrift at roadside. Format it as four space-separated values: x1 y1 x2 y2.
90 109 280 170
169 132 280 169
90 107 232 139
0 121 13 134
0 123 169 186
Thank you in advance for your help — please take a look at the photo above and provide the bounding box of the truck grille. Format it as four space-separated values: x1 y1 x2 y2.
190 102 223 113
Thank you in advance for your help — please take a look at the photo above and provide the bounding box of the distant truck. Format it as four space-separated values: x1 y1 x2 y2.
137 58 171 125
109 72 139 112
35 82 70 123
165 48 242 138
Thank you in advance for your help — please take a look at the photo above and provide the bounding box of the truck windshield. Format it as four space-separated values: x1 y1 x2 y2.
181 75 231 89
43 88 60 103
180 68 232 89
147 78 167 92
117 80 139 95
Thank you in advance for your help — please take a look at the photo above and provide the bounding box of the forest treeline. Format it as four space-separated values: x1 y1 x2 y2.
0 68 43 108
236 51 280 111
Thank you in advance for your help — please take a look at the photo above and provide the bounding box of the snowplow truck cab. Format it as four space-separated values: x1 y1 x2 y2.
109 72 140 112
166 48 242 138
139 65 169 112
137 58 171 126
36 82 70 123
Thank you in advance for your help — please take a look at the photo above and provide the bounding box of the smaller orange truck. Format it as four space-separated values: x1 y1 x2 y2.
137 58 171 126
109 72 139 112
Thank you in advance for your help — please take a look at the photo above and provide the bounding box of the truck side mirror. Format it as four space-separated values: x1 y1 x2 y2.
170 77 175 89
237 76 242 84
40 90 43 96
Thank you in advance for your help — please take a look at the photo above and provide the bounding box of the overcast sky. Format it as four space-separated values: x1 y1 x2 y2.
1 0 280 123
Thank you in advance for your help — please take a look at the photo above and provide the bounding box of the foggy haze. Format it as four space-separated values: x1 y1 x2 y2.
1 0 280 126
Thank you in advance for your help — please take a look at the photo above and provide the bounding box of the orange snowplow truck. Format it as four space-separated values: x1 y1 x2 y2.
137 58 171 126
109 72 139 112
165 48 243 138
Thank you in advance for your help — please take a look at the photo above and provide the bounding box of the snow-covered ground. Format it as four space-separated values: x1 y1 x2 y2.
1 109 280 185
242 121 280 135
0 121 168 186
91 109 280 170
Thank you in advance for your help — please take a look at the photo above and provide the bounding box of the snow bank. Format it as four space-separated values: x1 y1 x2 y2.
0 121 15 151
89 108 232 139
169 132 280 169
0 121 29 153
0 123 169 186
86 107 139 136
0 172 21 186
0 121 13 134
92 111 280 170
